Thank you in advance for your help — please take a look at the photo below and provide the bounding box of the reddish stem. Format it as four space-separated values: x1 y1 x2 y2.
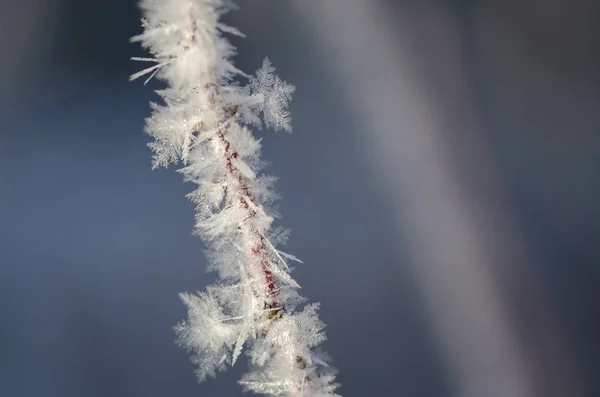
204 82 282 312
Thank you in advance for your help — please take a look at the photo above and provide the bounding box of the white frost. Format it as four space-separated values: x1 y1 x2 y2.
131 1 339 396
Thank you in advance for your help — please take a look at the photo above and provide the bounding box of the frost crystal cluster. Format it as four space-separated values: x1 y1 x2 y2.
130 1 339 395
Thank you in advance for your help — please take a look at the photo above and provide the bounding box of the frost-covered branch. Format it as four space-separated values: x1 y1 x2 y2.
130 1 339 395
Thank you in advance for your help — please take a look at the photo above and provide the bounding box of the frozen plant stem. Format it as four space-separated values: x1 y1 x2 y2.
130 1 339 396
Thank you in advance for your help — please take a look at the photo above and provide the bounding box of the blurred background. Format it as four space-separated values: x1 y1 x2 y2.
1 1 599 396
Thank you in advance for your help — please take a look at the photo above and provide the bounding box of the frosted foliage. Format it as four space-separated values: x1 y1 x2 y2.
248 58 296 132
131 0 339 396
175 286 254 380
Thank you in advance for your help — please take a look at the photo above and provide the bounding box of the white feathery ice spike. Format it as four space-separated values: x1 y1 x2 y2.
130 0 340 395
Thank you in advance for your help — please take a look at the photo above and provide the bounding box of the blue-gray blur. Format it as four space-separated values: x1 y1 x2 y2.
1 1 599 396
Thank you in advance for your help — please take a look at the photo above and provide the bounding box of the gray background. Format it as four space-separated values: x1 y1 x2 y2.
1 1 599 396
